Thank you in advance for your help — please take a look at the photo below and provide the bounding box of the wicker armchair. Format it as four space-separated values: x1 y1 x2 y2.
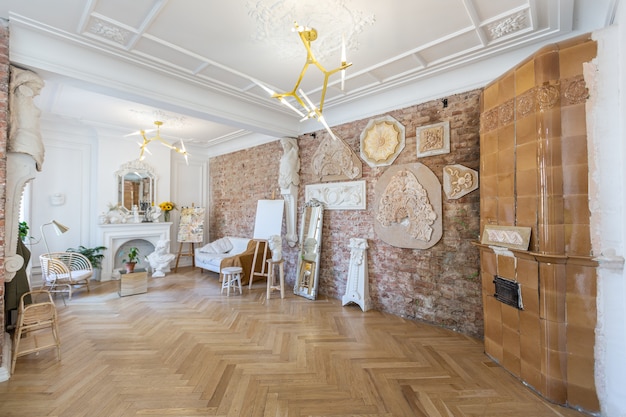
11 290 61 373
39 252 93 300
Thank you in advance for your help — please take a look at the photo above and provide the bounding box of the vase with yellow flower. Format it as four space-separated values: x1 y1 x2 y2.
159 201 177 222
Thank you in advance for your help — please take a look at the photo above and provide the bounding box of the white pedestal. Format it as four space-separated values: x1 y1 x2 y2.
342 238 371 312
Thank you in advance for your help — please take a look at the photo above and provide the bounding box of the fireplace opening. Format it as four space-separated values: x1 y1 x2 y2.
114 239 154 272
493 276 523 309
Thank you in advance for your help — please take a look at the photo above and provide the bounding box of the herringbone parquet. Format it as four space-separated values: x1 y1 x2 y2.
0 268 586 417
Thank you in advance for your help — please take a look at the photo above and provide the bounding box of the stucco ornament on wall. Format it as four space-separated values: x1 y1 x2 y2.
416 120 450 158
360 115 405 167
311 134 362 182
279 137 300 247
373 163 442 249
5 66 45 283
305 180 366 210
443 164 479 199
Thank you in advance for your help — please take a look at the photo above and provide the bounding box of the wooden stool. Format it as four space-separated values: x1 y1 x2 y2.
221 266 243 296
266 259 285 299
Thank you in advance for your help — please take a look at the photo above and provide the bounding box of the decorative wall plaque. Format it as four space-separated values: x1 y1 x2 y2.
312 134 362 182
373 163 442 249
360 115 405 167
305 180 366 210
443 164 479 199
416 120 450 158
481 225 531 251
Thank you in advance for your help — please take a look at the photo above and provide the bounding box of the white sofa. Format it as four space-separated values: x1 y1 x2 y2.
195 236 252 274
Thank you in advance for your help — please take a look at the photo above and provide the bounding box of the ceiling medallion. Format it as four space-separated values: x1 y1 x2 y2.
246 0 375 61
360 116 405 167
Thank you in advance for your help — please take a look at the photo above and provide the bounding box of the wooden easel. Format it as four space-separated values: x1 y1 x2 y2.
248 239 269 289
174 242 195 272
249 198 284 288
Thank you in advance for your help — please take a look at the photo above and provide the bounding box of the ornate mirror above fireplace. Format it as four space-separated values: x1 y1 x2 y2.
294 199 324 300
115 160 157 213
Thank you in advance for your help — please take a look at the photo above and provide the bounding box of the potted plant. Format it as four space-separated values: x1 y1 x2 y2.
121 246 140 273
67 245 107 269
67 245 107 280
19 221 30 242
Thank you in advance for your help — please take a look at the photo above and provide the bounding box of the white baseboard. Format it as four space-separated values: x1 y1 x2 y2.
0 332 12 382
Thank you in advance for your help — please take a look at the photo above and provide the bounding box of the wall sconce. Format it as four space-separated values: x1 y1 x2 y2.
40 220 69 254
49 193 65 206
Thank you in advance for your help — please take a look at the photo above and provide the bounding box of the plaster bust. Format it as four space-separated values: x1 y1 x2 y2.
268 234 283 262
147 239 175 277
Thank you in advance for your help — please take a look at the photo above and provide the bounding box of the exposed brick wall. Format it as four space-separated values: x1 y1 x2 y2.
210 89 483 337
0 19 9 365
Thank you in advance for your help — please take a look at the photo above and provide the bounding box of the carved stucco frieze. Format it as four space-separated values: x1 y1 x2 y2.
312 134 362 182
443 164 479 199
305 180 366 210
373 163 442 249
481 225 532 251
88 18 131 45
486 10 529 40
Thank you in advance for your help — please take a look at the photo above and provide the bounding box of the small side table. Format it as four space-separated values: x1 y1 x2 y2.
266 259 285 299
119 269 148 297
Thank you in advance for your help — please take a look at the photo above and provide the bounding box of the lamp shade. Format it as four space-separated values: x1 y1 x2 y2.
50 220 70 235
41 220 70 254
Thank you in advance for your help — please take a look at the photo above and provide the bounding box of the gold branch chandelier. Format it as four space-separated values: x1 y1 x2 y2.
135 121 189 164
256 22 352 140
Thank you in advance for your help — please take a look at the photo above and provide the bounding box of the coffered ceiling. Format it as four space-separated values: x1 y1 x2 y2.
0 0 619 155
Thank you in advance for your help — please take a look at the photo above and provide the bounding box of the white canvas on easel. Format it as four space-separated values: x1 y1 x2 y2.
250 200 284 288
253 200 284 239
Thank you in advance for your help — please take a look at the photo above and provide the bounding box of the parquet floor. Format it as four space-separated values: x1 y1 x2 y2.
0 268 587 417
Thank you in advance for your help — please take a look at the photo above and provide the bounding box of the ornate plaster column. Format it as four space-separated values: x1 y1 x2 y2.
342 237 371 311
278 137 300 247
5 66 45 283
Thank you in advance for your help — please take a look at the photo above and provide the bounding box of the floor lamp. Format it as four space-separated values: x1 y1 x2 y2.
40 220 70 254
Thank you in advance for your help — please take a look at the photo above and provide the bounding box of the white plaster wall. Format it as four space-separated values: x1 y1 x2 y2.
96 127 172 217
28 117 176 281
170 151 209 267
29 117 97 284
587 2 626 415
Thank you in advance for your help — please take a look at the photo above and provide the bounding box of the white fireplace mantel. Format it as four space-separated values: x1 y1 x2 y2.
97 222 171 281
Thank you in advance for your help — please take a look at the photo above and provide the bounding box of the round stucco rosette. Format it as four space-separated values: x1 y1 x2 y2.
359 115 405 167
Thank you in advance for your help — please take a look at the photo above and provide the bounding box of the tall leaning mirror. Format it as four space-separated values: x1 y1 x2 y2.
294 199 324 300
115 160 157 213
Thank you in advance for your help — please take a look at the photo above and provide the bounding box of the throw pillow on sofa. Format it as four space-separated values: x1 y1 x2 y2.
199 237 233 254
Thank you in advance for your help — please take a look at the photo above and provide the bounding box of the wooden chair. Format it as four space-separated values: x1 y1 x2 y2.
11 290 61 374
39 252 93 300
